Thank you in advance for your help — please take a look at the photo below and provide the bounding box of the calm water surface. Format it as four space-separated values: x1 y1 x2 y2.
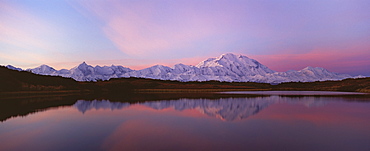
0 92 369 151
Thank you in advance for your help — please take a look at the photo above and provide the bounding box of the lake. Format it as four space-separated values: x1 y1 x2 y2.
0 92 369 151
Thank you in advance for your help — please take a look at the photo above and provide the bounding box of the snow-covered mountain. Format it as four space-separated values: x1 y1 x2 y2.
123 53 352 83
5 65 23 71
7 53 354 83
26 62 133 81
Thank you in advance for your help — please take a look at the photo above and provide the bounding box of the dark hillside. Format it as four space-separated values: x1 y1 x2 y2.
0 66 81 92
275 78 370 93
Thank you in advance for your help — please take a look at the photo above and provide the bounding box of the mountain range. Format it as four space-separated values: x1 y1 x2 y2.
7 53 357 83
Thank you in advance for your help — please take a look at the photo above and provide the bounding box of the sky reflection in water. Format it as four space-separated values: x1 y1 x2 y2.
0 95 369 151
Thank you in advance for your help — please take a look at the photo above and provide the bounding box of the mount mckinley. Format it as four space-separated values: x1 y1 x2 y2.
7 53 355 83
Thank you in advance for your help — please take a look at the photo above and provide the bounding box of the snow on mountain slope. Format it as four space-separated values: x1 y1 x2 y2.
65 62 133 81
125 65 173 79
7 53 354 83
24 62 132 81
196 53 275 75
266 66 352 83
5 65 23 71
28 64 57 75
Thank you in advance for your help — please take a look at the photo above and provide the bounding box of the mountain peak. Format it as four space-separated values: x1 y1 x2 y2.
218 53 248 60
302 66 326 71
219 53 238 57
28 64 56 74
197 53 273 71
35 64 55 71
76 61 91 69
80 61 88 66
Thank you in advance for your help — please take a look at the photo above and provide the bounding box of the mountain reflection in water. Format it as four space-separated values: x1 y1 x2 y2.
74 96 328 121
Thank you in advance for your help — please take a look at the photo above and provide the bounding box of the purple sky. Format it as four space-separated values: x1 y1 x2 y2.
0 0 369 75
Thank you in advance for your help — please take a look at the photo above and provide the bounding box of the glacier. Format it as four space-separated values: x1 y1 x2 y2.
7 53 355 83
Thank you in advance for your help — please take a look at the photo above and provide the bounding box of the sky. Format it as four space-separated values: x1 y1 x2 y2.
0 0 369 76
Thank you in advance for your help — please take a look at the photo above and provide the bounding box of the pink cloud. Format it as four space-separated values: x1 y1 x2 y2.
72 1 237 57
252 49 370 73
